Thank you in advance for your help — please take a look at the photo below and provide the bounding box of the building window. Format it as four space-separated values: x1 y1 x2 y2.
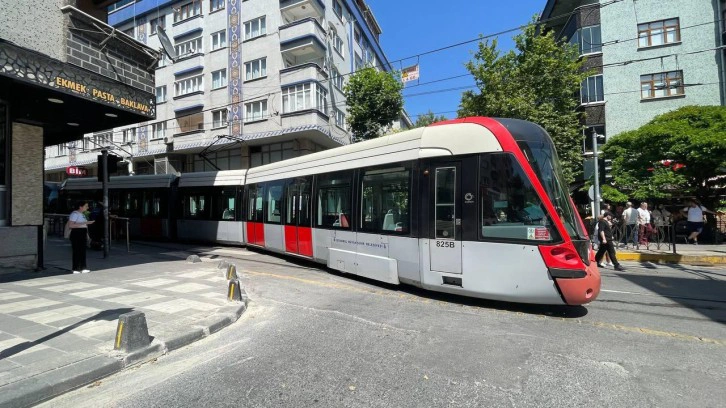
640 70 684 99
250 142 296 167
156 86 167 103
122 128 136 144
333 0 343 19
282 83 327 114
57 143 67 156
92 132 111 149
212 69 227 89
151 122 167 139
335 109 345 128
175 36 202 57
638 18 680 48
570 25 602 55
176 112 204 133
173 0 202 23
158 53 169 68
354 53 363 71
245 100 268 122
332 68 344 90
123 27 134 37
175 74 203 96
150 16 165 35
210 0 224 12
212 109 228 128
244 16 266 40
333 31 344 57
211 30 226 50
245 58 267 81
354 24 362 45
580 75 604 104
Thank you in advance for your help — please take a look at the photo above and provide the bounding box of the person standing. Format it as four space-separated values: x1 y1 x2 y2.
637 202 652 246
681 200 716 244
68 201 94 273
621 202 638 247
596 212 625 271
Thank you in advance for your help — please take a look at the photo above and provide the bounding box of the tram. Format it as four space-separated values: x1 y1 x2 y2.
62 117 600 305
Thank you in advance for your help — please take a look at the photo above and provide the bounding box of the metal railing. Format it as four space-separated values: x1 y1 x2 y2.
44 213 130 252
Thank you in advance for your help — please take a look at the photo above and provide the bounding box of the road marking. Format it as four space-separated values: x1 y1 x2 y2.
249 270 725 346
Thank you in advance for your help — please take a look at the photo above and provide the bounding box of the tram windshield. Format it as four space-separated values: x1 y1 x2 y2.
516 140 586 240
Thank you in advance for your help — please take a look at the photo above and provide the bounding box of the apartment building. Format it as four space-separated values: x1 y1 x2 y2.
44 0 409 179
541 0 725 151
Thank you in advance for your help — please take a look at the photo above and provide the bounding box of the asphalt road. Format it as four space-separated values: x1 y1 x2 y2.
40 248 726 408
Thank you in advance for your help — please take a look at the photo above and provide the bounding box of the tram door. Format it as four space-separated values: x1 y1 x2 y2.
428 162 462 274
284 177 313 257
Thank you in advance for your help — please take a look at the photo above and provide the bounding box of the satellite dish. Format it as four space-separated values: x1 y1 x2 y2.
157 26 177 62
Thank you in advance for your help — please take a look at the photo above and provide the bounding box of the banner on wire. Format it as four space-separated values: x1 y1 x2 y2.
401 64 420 83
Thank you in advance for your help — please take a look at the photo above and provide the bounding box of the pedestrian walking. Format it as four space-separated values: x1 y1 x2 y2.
621 202 638 247
596 212 625 271
68 201 94 273
681 199 716 245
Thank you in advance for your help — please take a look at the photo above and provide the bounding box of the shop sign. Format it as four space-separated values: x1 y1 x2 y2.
66 166 88 177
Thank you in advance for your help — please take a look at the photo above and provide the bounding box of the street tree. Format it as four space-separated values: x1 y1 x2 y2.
414 110 448 128
344 67 404 142
458 18 588 184
602 105 726 207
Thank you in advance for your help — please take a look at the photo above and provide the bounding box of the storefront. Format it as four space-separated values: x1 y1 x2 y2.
0 4 158 270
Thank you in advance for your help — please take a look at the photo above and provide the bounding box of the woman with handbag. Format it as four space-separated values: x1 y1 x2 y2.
68 201 94 273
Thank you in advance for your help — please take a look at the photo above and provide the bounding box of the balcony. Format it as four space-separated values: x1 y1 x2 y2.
280 0 324 24
280 17 327 64
280 62 328 85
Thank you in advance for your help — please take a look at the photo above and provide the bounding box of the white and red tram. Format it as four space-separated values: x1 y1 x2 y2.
186 117 600 305
62 117 601 305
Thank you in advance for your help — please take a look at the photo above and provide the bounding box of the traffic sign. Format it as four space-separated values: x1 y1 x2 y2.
588 185 601 201
66 166 88 177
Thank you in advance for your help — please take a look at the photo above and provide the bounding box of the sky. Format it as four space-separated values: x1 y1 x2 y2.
365 0 548 123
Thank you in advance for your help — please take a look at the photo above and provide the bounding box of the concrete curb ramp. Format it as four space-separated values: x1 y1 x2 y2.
0 303 247 408
618 252 726 265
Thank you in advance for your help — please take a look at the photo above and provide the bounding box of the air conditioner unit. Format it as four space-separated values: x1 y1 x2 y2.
163 136 173 144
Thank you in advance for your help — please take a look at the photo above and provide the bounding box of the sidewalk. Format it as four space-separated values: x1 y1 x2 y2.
616 242 726 265
0 238 248 408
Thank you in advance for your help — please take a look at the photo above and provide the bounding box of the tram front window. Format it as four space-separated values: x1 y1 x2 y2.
479 153 560 242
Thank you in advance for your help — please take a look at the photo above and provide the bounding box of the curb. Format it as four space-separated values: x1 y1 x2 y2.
618 252 726 265
0 303 248 408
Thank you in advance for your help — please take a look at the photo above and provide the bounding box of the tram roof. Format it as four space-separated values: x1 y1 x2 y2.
61 174 177 190
245 118 504 183
178 170 247 187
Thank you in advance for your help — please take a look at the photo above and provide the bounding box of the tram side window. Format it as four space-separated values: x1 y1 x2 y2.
361 166 410 234
316 171 352 229
247 184 264 222
215 188 236 220
184 192 211 219
123 191 142 217
142 191 166 217
266 182 284 224
479 153 558 242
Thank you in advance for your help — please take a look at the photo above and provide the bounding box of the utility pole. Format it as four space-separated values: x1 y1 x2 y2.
591 129 600 222
101 149 110 258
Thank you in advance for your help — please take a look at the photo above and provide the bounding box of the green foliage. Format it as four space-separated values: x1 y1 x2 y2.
457 17 589 184
343 67 404 141
414 110 448 128
602 105 726 205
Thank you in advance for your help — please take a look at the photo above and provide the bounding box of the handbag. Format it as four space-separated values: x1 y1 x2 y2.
64 220 71 239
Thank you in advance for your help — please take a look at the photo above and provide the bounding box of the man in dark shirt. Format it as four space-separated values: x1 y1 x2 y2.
596 212 625 271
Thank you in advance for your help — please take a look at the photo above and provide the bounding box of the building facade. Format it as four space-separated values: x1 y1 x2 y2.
0 0 158 269
44 0 409 180
541 0 725 149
